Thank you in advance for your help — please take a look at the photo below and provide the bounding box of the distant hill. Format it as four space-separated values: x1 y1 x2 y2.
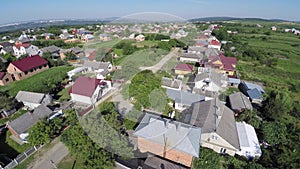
188 17 289 23
0 18 117 33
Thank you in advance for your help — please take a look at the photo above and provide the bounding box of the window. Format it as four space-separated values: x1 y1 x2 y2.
220 148 226 154
211 135 218 140
5 78 9 82
25 71 28 75
19 73 22 77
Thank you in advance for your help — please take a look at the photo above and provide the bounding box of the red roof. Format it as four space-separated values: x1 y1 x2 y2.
0 72 5 80
88 50 96 61
174 64 194 72
15 43 30 49
11 55 48 72
209 40 221 46
69 76 100 97
220 54 237 71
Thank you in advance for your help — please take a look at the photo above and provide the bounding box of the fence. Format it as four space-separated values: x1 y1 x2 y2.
1 145 42 169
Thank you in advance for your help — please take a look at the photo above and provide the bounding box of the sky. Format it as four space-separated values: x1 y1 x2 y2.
0 0 300 24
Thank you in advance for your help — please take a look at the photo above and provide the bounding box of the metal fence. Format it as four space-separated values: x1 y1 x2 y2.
1 145 42 169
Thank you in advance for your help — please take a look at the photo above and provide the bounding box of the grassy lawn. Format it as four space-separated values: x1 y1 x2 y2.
0 66 73 97
56 86 71 102
5 132 31 153
0 109 27 125
58 154 85 169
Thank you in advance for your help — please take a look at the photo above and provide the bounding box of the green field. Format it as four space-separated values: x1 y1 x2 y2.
0 66 73 97
220 22 300 100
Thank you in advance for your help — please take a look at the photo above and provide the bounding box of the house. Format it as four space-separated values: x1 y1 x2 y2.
82 34 94 42
25 45 40 56
181 98 240 156
67 67 88 80
180 53 203 63
208 40 222 51
135 34 145 42
83 60 112 78
238 81 264 103
187 46 206 54
194 69 228 95
174 64 194 75
99 34 112 41
228 78 241 87
70 47 85 57
7 55 49 81
134 113 201 167
271 26 277 31
166 88 205 111
0 72 13 86
228 92 253 113
205 54 237 76
7 105 54 142
12 43 29 57
0 42 13 55
144 155 189 169
40 45 61 59
15 91 52 110
161 77 182 90
69 76 111 105
236 121 262 159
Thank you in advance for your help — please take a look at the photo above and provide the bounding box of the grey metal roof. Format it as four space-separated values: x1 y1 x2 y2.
166 89 205 106
247 89 263 101
15 91 46 104
242 81 265 93
182 98 240 149
161 77 182 89
228 78 241 84
187 46 206 53
8 105 53 135
83 60 110 70
236 122 261 154
180 53 203 59
134 113 201 157
40 45 61 53
144 156 189 169
229 92 253 111
195 69 227 87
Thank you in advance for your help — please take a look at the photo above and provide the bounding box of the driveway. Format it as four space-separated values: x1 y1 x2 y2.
28 141 69 169
139 48 179 73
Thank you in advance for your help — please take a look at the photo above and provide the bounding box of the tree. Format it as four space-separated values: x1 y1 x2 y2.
193 148 222 169
236 109 261 129
262 90 293 120
0 92 17 111
262 121 287 146
27 120 52 146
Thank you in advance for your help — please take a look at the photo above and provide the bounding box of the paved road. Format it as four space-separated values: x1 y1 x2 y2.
140 48 179 73
28 141 69 169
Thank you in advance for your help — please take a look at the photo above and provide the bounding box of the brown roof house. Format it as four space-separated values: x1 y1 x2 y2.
7 55 49 81
134 113 201 167
69 76 112 105
174 64 194 75
7 105 54 143
181 98 240 156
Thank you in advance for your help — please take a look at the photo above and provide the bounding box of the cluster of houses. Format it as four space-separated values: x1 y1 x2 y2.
131 26 264 168
284 28 300 35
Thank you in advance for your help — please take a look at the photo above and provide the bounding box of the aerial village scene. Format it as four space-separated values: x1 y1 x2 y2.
0 1 299 169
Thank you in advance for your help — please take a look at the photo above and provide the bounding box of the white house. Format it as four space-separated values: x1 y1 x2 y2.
13 44 28 57
194 69 228 94
15 91 53 110
208 40 221 51
70 76 111 105
135 34 145 42
67 67 88 80
236 121 262 159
